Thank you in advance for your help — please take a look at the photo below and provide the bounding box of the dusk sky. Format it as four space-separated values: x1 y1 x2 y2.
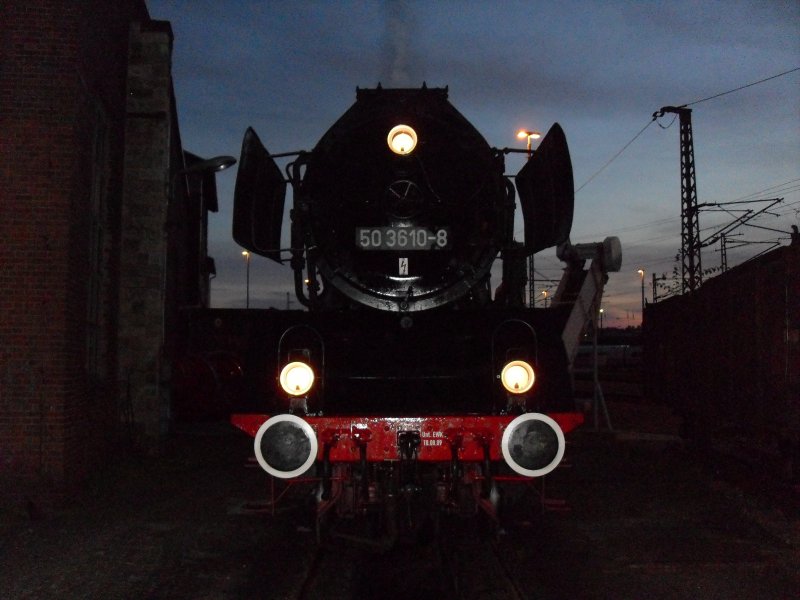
147 0 799 325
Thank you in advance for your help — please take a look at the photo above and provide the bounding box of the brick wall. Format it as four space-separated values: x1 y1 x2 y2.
118 19 177 455
0 0 149 504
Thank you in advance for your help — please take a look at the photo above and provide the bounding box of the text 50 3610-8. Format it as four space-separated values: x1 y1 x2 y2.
356 227 450 250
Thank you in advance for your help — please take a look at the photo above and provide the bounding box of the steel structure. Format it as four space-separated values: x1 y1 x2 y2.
655 106 702 293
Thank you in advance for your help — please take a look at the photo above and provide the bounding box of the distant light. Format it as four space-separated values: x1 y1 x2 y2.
205 155 237 172
387 125 418 155
517 129 541 140
184 155 237 174
637 268 645 278
242 251 249 257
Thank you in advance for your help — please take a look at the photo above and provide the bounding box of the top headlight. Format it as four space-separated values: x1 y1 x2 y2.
387 125 418 155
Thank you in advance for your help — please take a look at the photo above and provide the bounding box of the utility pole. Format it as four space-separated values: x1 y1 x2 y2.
699 198 782 270
652 273 667 303
637 268 645 313
654 106 702 294
242 251 251 308
720 234 728 272
528 257 535 307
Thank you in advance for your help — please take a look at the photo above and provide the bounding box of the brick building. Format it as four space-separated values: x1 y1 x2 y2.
0 1 222 505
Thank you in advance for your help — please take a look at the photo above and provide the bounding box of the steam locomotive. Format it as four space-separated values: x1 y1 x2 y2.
179 86 588 538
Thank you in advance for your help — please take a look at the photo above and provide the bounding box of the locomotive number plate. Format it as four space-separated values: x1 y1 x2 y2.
356 227 450 250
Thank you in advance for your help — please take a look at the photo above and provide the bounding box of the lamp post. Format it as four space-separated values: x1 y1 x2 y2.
182 155 237 176
637 268 645 314
599 308 604 330
541 289 548 308
517 129 541 307
242 251 250 308
172 155 237 307
516 129 541 160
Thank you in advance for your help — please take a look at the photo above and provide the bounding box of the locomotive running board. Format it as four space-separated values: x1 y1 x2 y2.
231 412 584 476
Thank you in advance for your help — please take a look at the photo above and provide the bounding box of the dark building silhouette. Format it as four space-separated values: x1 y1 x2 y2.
643 242 800 476
1 1 220 505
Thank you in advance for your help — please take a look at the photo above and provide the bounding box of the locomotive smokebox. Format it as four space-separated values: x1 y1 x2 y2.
254 414 318 478
501 413 566 477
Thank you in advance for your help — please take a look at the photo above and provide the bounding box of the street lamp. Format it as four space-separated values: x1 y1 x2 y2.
516 130 541 160
184 155 236 175
242 251 250 308
599 308 604 330
172 155 237 307
637 269 645 314
517 129 541 307
541 289 548 308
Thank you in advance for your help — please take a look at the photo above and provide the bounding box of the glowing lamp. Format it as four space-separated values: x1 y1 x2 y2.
387 125 418 155
516 130 541 140
279 361 315 396
500 360 535 394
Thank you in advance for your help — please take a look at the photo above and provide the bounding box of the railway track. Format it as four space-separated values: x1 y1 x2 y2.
440 521 530 600
294 514 533 600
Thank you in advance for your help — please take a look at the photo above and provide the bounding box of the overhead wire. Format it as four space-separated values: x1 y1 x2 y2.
573 69 799 198
575 118 656 194
571 215 678 242
679 66 800 108
571 183 798 243
731 177 799 198
531 69 800 308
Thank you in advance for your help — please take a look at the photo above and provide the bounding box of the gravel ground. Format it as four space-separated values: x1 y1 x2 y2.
502 431 800 599
0 425 280 599
0 402 798 599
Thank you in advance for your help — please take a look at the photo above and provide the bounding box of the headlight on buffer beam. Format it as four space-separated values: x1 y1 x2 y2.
279 361 315 396
500 360 535 394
